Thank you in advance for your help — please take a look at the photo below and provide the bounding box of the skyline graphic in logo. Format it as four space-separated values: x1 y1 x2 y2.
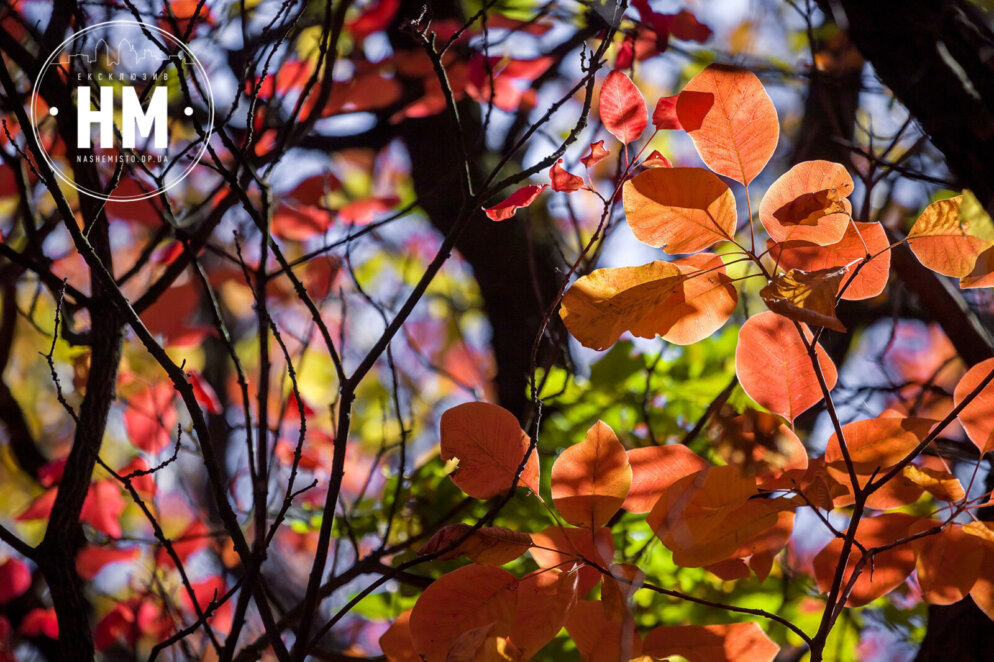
29 20 214 202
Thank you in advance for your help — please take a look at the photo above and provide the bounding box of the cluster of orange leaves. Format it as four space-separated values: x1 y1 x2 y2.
381 65 994 661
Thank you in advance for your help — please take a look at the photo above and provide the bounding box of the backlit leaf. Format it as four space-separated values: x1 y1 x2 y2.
418 524 533 566
623 167 737 254
508 569 579 658
912 522 984 605
551 421 632 528
642 622 780 662
622 444 709 513
953 357 994 453
902 465 965 502
440 402 540 498
823 415 935 473
484 185 548 222
907 192 994 277
735 311 838 421
564 600 641 662
600 70 648 144
409 565 517 662
550 160 585 193
652 95 681 130
676 64 778 185
767 221 891 300
530 526 615 596
758 161 853 246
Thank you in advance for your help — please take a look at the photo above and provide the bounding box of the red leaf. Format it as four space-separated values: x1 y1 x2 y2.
599 70 648 144
642 150 672 168
124 382 178 454
551 421 632 528
652 95 682 130
19 608 58 639
643 622 779 662
81 480 126 538
347 0 400 40
667 9 713 43
16 489 56 521
119 458 157 496
581 141 610 169
616 32 635 69
338 195 400 225
623 445 709 513
549 160 584 193
76 546 140 580
530 526 615 596
189 371 222 415
484 185 547 222
0 558 31 604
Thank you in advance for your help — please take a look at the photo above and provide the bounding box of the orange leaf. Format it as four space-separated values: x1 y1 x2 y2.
622 444 709 513
484 184 547 222
623 167 737 254
417 524 533 566
380 610 419 662
564 600 641 662
508 569 579 658
600 70 648 144
676 64 778 185
735 311 838 421
912 522 985 605
758 160 853 246
559 260 684 351
823 415 935 473
652 94 681 130
581 141 610 169
970 547 994 621
529 526 615 595
760 267 846 332
953 357 994 453
552 421 632 528
767 221 891 300
642 622 780 662
408 565 517 662
907 193 994 277
656 253 738 345
812 513 919 607
961 244 994 289
440 402 540 498
901 465 965 502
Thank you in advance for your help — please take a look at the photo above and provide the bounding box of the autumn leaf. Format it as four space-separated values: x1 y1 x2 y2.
380 610 419 662
642 622 780 662
417 524 532 566
901 465 966 502
912 522 985 605
0 557 31 604
623 167 737 254
642 150 672 168
484 184 548 222
953 357 994 453
581 140 610 168
652 94 681 130
440 402 539 498
559 260 683 351
530 526 615 596
76 545 141 580
813 513 920 607
760 267 847 332
735 311 838 421
907 192 994 277
767 221 891 300
962 244 994 289
564 600 641 662
508 569 579 658
408 564 517 662
641 253 738 346
623 444 709 513
551 421 632 528
676 64 779 185
759 160 853 246
600 70 648 144
823 415 935 473
549 159 585 193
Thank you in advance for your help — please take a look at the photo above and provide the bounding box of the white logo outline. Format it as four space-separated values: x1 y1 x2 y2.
29 19 215 202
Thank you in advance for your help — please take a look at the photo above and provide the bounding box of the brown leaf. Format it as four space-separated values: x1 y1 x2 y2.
760 267 846 332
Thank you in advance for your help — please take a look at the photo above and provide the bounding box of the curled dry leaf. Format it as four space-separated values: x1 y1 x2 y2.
642 622 780 662
760 267 847 333
953 357 994 453
759 160 853 246
907 192 994 277
581 140 610 168
417 524 533 566
767 221 891 300
623 167 737 254
551 421 632 528
676 64 779 185
735 311 838 421
549 159 585 193
440 402 540 498
599 70 648 144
